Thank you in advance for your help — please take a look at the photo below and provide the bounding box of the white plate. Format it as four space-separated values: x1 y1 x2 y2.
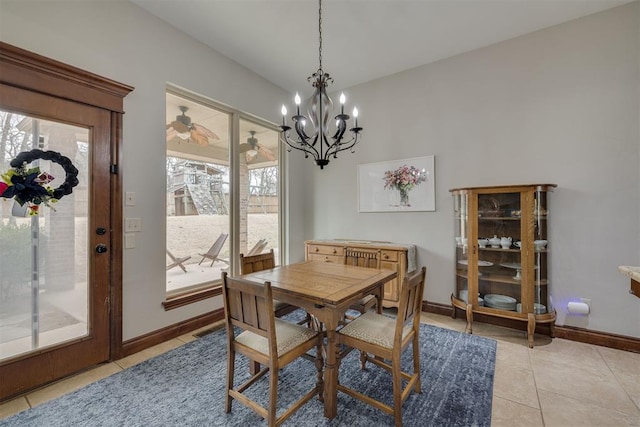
458 260 493 267
500 262 521 270
516 303 547 314
500 263 539 270
484 294 517 304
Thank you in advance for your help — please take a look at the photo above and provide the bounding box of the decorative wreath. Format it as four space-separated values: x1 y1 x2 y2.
0 149 79 215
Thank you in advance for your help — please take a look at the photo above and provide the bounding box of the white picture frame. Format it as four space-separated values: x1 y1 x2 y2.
358 156 435 212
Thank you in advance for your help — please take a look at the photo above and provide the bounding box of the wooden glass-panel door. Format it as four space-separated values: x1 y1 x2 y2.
0 84 112 400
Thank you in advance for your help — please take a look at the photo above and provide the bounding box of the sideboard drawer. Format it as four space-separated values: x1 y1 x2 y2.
307 244 345 257
307 253 343 263
380 250 399 262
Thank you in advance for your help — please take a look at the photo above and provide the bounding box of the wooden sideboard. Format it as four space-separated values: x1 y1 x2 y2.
304 240 414 308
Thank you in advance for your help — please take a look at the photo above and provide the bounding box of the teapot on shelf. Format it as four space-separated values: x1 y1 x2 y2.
489 235 501 248
500 236 513 249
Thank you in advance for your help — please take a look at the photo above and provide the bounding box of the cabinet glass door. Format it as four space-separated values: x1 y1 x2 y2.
534 188 550 313
454 192 471 304
476 192 521 313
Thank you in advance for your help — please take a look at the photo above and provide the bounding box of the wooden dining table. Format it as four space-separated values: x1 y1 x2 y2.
238 259 397 419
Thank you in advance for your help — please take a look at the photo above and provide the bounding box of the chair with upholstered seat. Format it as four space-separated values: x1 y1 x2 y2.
222 272 323 427
239 249 297 318
343 247 382 316
240 249 301 375
336 266 426 427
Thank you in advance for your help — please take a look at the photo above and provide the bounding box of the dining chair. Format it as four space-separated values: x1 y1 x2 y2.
336 266 426 427
343 247 382 316
240 249 298 318
240 249 301 375
221 272 323 427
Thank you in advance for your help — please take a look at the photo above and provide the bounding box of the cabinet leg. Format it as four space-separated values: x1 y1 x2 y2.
465 303 473 334
527 313 536 348
549 322 555 339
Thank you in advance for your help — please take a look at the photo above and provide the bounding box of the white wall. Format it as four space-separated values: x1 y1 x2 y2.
0 0 298 340
307 2 640 337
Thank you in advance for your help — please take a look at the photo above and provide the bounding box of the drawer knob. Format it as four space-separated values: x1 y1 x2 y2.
384 255 389 259
315 247 319 252
332 249 337 254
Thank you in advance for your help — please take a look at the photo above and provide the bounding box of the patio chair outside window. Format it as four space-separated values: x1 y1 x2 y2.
198 233 229 266
166 250 191 273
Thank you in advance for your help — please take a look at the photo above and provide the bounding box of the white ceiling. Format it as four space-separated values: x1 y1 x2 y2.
132 0 632 94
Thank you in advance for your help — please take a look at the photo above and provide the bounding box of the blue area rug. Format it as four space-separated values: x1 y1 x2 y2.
2 320 496 427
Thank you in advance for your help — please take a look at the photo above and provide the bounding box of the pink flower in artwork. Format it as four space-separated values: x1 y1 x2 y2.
383 164 427 192
0 181 7 196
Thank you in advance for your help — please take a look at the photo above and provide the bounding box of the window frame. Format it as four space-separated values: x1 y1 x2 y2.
163 85 284 310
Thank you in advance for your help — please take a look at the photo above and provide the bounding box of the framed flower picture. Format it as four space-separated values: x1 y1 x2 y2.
357 156 435 212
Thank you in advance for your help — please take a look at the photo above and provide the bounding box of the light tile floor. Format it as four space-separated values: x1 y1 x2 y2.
1 313 639 426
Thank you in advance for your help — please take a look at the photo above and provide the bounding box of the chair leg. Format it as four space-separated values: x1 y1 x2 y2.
268 365 279 427
392 358 404 427
225 348 235 413
359 350 368 370
412 336 421 393
250 360 261 376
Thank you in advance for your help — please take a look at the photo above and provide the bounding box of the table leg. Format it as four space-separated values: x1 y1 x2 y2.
323 315 339 419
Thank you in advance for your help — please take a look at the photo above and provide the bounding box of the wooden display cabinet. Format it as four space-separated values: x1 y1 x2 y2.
449 184 557 348
305 240 413 308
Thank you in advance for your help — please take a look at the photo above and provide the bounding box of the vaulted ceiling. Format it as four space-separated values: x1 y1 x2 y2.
132 0 633 93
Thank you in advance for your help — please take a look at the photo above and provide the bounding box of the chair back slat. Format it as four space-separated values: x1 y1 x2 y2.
240 249 276 275
222 272 274 339
344 247 381 269
396 267 427 336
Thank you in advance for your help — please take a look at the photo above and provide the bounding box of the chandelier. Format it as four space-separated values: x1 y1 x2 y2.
280 0 362 169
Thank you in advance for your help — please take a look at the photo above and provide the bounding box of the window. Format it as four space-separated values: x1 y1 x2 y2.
165 89 281 302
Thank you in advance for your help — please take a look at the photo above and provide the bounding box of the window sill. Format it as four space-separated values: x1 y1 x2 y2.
162 285 222 311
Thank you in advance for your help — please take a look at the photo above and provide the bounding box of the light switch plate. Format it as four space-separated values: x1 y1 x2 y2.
125 192 136 206
125 218 142 232
124 233 135 249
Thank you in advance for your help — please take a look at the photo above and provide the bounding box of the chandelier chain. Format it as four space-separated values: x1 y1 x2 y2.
318 0 322 71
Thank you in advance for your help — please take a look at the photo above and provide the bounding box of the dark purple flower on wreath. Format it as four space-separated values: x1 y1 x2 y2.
2 171 50 205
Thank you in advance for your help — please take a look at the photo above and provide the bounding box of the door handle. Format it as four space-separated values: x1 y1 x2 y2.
96 244 108 254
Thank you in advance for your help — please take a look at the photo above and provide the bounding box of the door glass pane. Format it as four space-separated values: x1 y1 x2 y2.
0 110 89 360
166 93 230 295
239 119 280 263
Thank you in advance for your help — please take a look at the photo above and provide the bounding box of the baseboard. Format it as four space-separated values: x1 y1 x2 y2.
554 325 640 353
120 302 640 357
423 300 640 354
121 309 225 357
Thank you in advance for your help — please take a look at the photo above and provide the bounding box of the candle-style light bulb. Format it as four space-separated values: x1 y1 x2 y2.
294 93 301 115
339 92 346 114
281 105 287 126
353 107 359 127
